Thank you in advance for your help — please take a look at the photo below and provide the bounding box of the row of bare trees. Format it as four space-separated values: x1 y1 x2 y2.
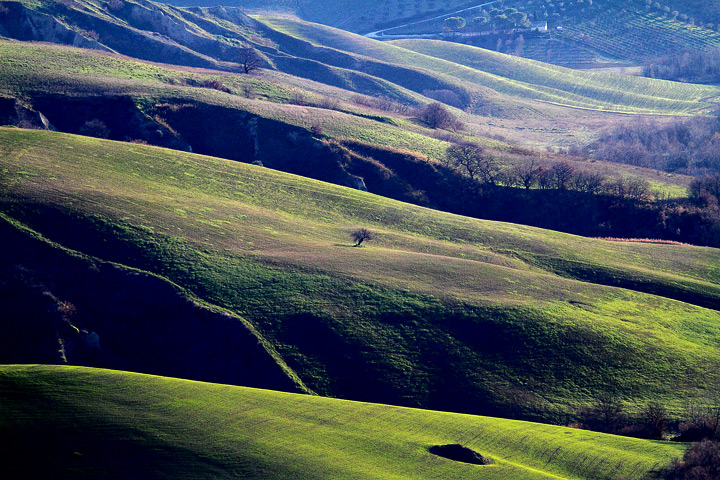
590 116 720 175
577 383 720 442
443 142 652 200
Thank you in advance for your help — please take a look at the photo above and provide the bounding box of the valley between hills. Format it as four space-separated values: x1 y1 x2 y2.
1 0 720 478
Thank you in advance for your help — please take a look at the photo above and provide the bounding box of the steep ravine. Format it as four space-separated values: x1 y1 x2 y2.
0 213 308 393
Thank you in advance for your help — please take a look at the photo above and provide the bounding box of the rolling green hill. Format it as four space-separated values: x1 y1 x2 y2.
255 15 720 115
0 364 688 480
388 38 720 113
0 40 696 197
3 0 718 118
162 0 720 67
1 127 720 421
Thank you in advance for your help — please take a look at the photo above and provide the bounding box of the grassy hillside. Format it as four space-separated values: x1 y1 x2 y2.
388 38 720 114
4 0 719 118
0 40 697 198
2 128 720 420
161 0 481 33
163 0 720 65
257 15 720 115
0 365 688 480
0 40 451 158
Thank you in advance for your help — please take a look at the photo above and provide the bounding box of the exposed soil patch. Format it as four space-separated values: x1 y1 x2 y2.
429 444 494 465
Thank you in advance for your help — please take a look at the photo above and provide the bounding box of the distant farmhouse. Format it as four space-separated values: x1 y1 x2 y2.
530 21 548 33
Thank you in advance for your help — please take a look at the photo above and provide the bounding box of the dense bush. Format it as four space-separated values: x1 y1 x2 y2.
663 439 720 480
417 102 461 130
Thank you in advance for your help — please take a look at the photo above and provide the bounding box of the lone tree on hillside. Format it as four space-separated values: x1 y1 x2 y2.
351 227 374 246
238 47 261 74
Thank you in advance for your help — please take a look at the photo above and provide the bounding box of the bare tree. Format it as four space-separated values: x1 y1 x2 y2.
444 143 483 180
445 143 499 185
238 47 261 74
645 401 668 439
351 228 374 246
511 159 541 190
682 382 720 440
552 161 576 191
577 392 626 434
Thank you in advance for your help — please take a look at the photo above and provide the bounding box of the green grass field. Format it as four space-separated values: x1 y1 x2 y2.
0 39 697 193
1 128 719 419
257 15 720 115
0 364 688 480
388 39 720 113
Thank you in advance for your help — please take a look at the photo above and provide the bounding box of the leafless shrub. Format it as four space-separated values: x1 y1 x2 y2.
310 123 323 136
351 227 374 246
85 29 100 41
317 96 340 111
287 91 308 106
662 439 720 479
349 94 410 114
242 84 255 99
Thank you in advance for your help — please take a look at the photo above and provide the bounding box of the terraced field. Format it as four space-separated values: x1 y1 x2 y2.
0 365 688 480
562 10 720 62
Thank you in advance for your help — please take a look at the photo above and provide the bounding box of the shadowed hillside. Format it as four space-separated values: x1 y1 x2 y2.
1 128 719 423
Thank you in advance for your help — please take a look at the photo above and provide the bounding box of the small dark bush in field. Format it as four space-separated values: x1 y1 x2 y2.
351 228 374 246
242 84 255 99
429 444 493 465
85 29 100 41
79 119 110 139
201 79 231 93
289 92 308 106
350 94 409 114
310 123 323 136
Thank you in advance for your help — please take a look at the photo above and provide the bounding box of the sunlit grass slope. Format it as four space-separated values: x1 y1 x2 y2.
0 365 687 480
389 39 720 112
0 41 449 158
1 129 720 418
257 15 720 115
0 39 695 194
